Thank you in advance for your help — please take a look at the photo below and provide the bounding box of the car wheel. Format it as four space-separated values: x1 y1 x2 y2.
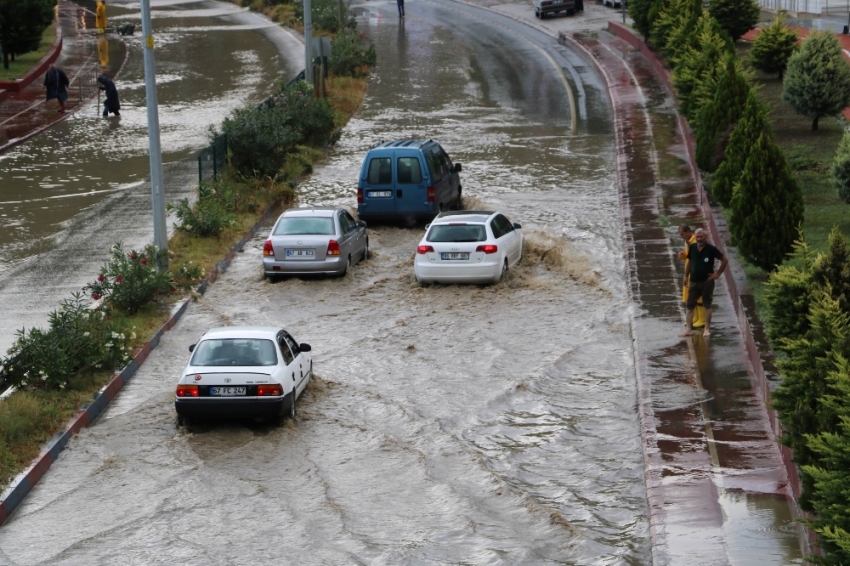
177 414 192 427
456 187 463 210
339 255 350 277
498 259 508 283
289 391 297 419
363 239 369 261
535 8 540 17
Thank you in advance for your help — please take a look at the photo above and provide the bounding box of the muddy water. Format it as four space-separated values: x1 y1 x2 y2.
0 0 302 354
0 3 652 565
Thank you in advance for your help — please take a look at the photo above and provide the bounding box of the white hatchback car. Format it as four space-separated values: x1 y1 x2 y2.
174 327 312 424
414 210 523 285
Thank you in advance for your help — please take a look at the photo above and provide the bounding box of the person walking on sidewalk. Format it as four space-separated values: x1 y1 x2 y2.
96 0 108 34
681 228 727 337
397 0 405 17
44 64 70 113
677 224 706 329
97 76 120 117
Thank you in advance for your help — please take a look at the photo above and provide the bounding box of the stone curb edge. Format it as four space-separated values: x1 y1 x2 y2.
0 199 283 527
0 23 63 101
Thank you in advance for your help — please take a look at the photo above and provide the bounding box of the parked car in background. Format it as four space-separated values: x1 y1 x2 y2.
174 326 312 424
414 210 523 285
533 0 577 18
263 206 368 279
357 139 462 225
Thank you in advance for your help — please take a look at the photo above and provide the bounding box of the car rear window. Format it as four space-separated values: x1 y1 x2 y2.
274 217 335 236
367 157 392 184
426 224 486 242
397 157 422 184
191 339 278 366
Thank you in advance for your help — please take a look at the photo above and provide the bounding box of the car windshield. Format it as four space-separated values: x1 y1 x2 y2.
274 217 335 236
190 338 278 366
426 224 487 242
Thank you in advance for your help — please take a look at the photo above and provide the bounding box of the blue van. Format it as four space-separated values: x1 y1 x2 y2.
357 140 462 224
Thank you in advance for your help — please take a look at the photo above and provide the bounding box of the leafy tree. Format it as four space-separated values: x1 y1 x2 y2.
804 354 850 565
783 30 850 131
628 0 654 41
750 11 800 80
0 0 55 70
812 227 850 315
766 235 815 351
729 132 803 271
772 290 850 510
712 90 770 206
832 131 850 204
708 0 760 41
695 53 751 172
671 13 730 121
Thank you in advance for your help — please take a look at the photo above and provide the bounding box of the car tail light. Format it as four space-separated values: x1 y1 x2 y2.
427 186 435 202
176 385 199 397
476 244 498 254
327 240 341 256
257 384 283 396
357 187 364 204
263 240 274 257
417 245 434 254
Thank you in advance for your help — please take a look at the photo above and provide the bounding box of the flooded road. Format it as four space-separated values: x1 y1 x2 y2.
0 0 303 353
0 1 655 564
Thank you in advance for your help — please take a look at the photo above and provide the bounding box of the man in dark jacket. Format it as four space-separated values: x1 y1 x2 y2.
97 75 121 117
44 64 70 113
681 228 728 337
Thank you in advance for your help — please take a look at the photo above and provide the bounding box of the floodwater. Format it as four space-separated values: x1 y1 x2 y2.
0 1 655 564
0 0 303 354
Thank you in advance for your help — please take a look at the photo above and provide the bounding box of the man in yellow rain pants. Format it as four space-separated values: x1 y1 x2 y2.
96 0 108 34
678 225 706 328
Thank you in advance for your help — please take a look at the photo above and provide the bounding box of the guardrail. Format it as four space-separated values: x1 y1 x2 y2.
758 0 850 15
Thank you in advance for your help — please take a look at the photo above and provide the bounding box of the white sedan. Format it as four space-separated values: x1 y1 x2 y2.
414 210 523 285
174 326 312 424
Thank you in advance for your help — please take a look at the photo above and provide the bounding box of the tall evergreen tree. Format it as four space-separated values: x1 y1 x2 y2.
783 30 850 131
772 290 850 510
712 91 770 207
708 0 760 41
750 11 800 80
661 0 703 64
729 132 803 270
0 0 55 70
648 0 677 53
804 355 850 565
628 0 654 41
812 227 850 315
671 13 730 121
832 131 850 204
765 235 815 352
695 54 751 172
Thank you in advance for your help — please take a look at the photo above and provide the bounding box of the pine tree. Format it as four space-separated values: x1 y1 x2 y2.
766 235 815 351
628 0 654 41
812 227 850 315
695 54 751 172
648 0 676 53
661 0 704 64
783 30 850 131
671 13 730 121
712 91 770 207
772 290 850 510
750 11 800 80
729 132 803 271
832 131 850 204
803 355 850 564
708 0 760 41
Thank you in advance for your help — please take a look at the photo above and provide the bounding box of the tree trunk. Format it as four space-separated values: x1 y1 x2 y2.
779 69 784 81
2 50 8 70
813 117 819 131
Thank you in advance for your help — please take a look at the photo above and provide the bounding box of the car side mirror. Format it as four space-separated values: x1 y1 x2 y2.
358 220 367 228
299 343 312 352
189 344 196 352
513 222 522 229
454 163 462 173
425 223 431 230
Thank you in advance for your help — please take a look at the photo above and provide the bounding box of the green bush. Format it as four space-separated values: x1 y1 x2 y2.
294 0 354 33
169 182 237 237
750 12 799 80
713 90 770 206
84 243 201 315
0 294 132 390
220 106 301 178
695 53 750 172
328 29 377 78
832 131 850 204
765 236 814 350
272 80 336 146
708 0 759 42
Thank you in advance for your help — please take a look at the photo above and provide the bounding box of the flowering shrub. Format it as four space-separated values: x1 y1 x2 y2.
84 243 203 315
1 294 133 391
168 181 238 237
329 29 377 78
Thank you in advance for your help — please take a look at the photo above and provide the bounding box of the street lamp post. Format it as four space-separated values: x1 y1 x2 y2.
140 0 168 271
304 0 314 84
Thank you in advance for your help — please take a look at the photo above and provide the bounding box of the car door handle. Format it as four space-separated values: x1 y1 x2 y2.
397 190 402 198
292 373 295 381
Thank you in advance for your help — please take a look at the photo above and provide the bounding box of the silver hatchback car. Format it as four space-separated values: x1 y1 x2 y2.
263 207 368 278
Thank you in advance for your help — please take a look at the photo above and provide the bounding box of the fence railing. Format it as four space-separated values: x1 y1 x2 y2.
77 63 99 105
758 0 850 15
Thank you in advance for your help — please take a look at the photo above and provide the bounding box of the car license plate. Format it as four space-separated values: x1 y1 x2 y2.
441 252 469 260
285 249 315 258
368 191 391 198
210 387 246 396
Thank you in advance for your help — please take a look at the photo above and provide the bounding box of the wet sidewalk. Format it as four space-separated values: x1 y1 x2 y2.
0 0 126 152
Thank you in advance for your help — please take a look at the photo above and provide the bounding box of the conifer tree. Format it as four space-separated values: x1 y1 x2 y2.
804 354 850 565
628 0 654 41
712 91 770 207
766 235 815 351
661 0 703 64
695 54 751 172
708 0 760 41
671 14 730 121
750 11 799 80
648 0 676 53
783 30 850 131
729 132 803 270
832 131 850 204
812 227 850 315
772 290 850 510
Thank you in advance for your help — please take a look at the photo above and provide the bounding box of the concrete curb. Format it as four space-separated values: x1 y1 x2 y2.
0 199 283 527
0 25 63 101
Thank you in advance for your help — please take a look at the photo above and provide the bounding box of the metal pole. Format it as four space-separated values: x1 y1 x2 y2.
304 0 313 84
622 0 626 23
140 0 169 270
